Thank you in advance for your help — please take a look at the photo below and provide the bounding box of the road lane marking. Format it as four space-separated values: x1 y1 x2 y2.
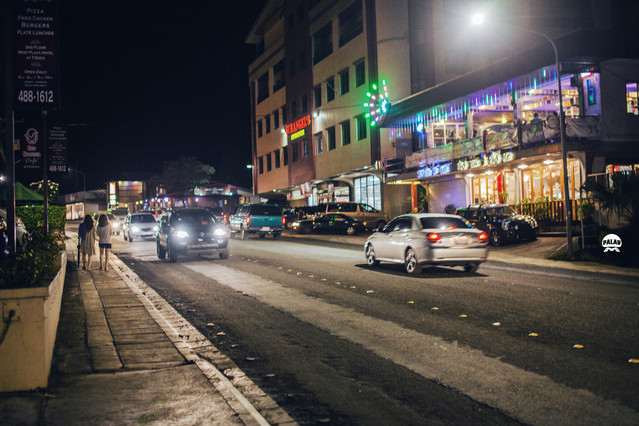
184 262 639 426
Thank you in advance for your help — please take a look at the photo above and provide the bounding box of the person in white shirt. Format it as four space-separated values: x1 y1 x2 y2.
96 214 113 270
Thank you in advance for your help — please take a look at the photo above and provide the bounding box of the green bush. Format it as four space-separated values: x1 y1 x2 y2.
16 205 66 231
0 229 62 289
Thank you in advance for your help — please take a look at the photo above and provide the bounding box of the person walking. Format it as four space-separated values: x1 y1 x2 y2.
78 214 96 271
97 213 113 271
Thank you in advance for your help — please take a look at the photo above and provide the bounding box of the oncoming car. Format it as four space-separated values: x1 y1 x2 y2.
156 208 229 262
364 213 488 274
123 213 158 241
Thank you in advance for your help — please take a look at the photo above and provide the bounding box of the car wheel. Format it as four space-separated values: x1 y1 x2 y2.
490 230 502 246
273 232 281 240
219 248 229 259
464 263 479 273
157 240 166 259
346 225 356 235
241 228 249 240
405 248 422 274
365 244 380 267
529 229 538 241
168 242 178 262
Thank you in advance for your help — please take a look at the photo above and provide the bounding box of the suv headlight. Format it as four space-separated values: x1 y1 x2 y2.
213 228 227 237
173 230 189 239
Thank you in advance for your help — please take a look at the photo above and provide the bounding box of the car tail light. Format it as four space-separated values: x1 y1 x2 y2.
282 216 286 225
246 214 251 224
427 233 441 243
478 232 488 242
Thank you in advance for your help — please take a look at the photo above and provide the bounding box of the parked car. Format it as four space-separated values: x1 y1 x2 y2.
156 208 229 262
123 212 158 241
364 213 489 274
292 213 368 235
317 202 389 230
0 208 29 248
456 204 538 246
229 204 284 240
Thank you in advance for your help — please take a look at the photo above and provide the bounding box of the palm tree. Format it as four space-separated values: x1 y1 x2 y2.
582 172 639 260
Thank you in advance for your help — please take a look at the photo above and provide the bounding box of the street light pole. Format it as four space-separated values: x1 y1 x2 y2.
246 164 255 195
513 27 573 258
472 14 573 257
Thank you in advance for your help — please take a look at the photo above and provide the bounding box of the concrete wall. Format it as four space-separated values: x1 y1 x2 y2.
0 252 67 392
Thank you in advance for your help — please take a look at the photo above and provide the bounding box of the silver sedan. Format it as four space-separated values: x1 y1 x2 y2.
364 214 489 274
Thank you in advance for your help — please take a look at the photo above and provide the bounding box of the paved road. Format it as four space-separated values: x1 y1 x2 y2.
112 232 639 425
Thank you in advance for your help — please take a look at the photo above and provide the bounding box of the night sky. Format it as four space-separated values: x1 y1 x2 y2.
16 0 266 194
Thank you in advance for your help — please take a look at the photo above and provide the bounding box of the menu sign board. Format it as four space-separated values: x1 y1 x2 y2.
14 0 61 110
48 125 68 174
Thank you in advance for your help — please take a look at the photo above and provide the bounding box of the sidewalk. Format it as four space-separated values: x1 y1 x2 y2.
0 238 295 426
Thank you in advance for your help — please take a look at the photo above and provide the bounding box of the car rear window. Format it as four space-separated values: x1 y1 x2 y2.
131 215 157 224
250 205 282 216
419 217 472 230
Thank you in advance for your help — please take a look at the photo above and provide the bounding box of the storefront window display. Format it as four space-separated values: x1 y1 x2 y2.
354 175 381 210
470 170 515 204
520 159 580 202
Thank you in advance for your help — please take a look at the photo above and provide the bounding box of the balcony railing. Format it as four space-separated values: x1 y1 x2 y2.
517 199 590 223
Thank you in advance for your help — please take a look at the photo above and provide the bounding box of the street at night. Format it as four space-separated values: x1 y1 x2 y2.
110 231 639 424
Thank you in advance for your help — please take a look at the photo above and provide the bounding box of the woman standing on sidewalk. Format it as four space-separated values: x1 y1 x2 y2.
97 213 113 271
78 214 96 271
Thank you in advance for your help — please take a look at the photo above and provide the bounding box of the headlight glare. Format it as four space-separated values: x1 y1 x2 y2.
174 230 189 238
213 228 226 237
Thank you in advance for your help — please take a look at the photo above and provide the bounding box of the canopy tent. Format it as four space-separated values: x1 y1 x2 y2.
0 182 44 205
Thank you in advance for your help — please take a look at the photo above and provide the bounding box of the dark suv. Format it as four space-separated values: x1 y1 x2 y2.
156 208 229 262
456 204 538 246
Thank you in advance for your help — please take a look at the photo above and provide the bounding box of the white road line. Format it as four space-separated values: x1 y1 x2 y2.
185 262 639 426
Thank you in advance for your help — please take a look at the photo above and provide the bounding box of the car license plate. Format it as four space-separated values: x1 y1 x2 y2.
260 227 272 231
454 237 468 245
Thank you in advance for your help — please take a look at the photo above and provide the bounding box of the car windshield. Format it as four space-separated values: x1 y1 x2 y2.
131 215 157 224
173 210 215 225
419 217 472 230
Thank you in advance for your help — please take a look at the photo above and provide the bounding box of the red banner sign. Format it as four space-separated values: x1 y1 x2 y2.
285 114 311 135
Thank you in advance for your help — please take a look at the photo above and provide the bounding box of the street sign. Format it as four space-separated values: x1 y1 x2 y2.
14 0 61 110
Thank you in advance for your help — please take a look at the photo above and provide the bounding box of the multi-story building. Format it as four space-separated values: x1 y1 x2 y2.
247 0 639 220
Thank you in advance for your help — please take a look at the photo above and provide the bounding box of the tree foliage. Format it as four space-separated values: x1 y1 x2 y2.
152 156 215 196
582 172 639 231
29 180 59 201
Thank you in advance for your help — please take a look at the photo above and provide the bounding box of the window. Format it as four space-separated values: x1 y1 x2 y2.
283 146 288 166
338 0 363 47
356 115 367 140
273 60 285 92
312 22 333 64
341 120 351 145
287 14 294 32
289 57 296 78
327 126 336 150
257 120 263 138
265 115 271 134
273 109 279 129
297 4 304 22
315 132 323 155
299 50 306 71
266 153 272 171
627 82 638 115
339 68 349 95
314 85 322 108
258 156 264 174
326 76 335 102
302 94 308 114
354 175 381 210
257 72 269 103
302 139 309 158
292 142 299 162
274 149 281 168
355 61 365 87
281 105 287 124
291 100 297 118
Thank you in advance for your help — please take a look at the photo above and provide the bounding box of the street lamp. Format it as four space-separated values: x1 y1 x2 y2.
246 164 255 195
69 168 86 201
472 14 573 257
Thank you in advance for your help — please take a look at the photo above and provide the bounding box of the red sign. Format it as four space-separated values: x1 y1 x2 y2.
285 114 311 135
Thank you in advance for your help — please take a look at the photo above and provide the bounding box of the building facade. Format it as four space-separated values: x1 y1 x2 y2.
247 0 639 220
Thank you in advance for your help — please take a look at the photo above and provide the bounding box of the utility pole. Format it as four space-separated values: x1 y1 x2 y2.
3 0 17 251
